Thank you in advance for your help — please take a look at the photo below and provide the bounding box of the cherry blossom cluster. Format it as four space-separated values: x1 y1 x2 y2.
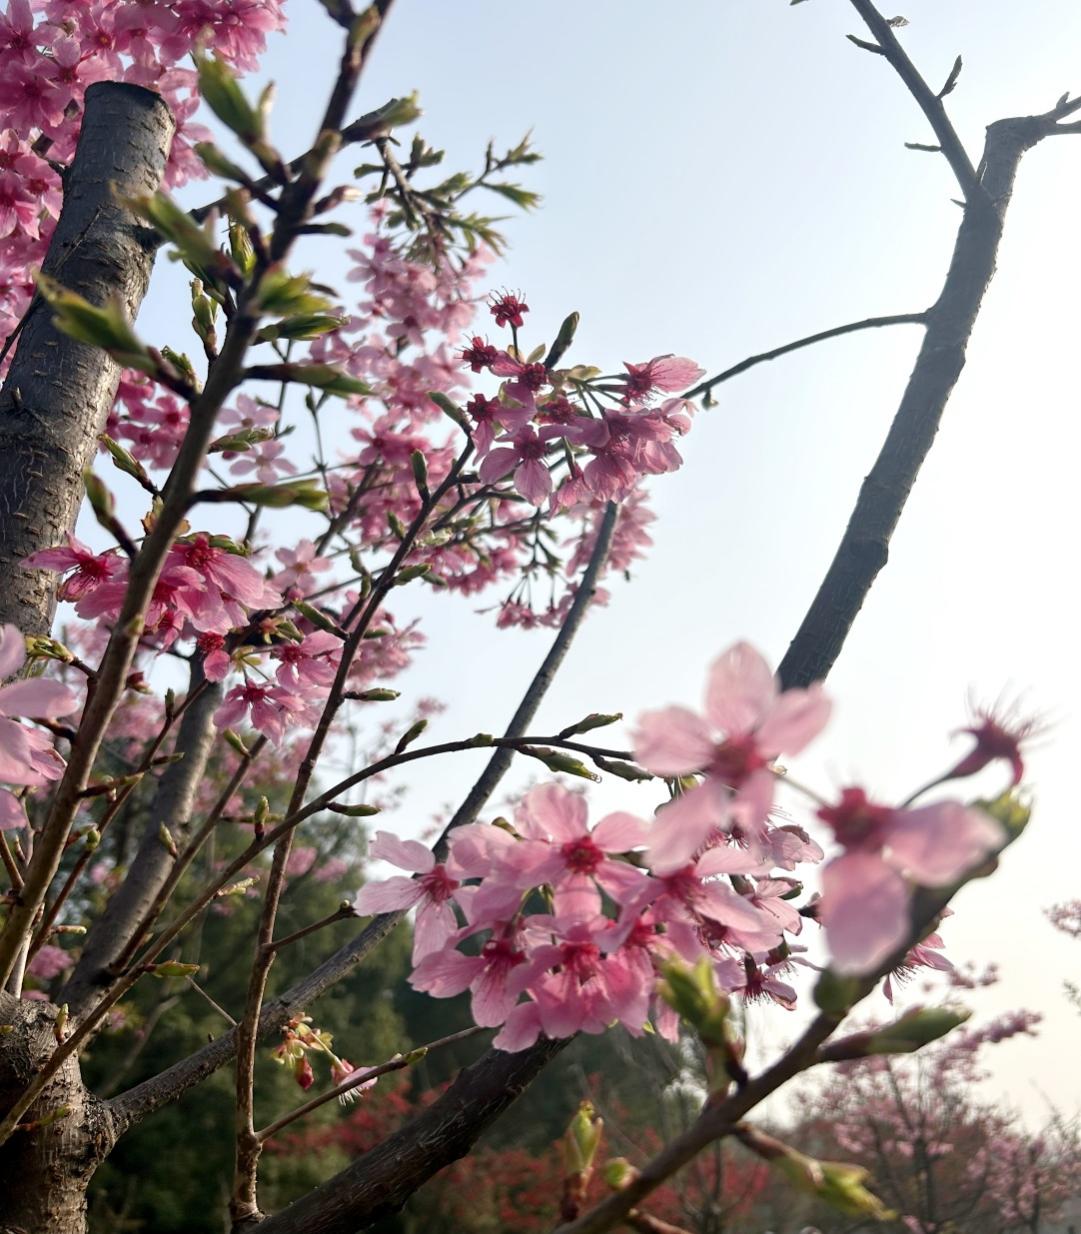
355 642 1016 1051
0 623 78 832
0 0 286 340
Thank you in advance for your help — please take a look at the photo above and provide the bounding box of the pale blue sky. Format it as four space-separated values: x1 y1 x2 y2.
134 1 1081 1124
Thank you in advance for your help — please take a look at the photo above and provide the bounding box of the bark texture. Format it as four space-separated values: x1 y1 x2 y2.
255 1039 568 1234
0 81 174 637
0 994 116 1234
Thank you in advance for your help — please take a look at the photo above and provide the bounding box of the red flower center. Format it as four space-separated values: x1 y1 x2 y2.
560 836 603 875
817 787 891 848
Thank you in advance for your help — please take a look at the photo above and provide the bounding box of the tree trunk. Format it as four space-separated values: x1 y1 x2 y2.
0 79 172 1234
0 81 174 638
0 994 116 1234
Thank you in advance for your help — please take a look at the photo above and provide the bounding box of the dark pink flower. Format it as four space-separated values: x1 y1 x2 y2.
488 291 528 329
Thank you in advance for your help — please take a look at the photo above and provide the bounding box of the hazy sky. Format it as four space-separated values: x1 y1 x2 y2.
138 1 1081 1125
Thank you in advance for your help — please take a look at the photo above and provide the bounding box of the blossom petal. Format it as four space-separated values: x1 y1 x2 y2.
353 876 423 916
553 873 602 923
647 783 726 876
493 1001 542 1052
0 678 79 721
755 684 831 756
413 900 458 961
593 811 649 853
704 642 776 736
410 947 483 998
633 705 713 777
368 830 434 874
0 716 43 785
0 625 25 679
820 852 909 974
0 788 26 831
519 782 587 843
886 802 1003 887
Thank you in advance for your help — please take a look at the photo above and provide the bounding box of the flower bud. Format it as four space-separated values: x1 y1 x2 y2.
562 1100 604 1175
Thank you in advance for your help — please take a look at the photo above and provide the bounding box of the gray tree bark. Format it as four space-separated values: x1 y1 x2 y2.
0 81 174 638
0 81 172 1234
0 994 116 1234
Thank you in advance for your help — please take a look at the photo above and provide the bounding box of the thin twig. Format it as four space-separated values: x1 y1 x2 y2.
848 0 984 202
683 312 927 403
256 1025 484 1143
187 977 238 1028
267 906 354 954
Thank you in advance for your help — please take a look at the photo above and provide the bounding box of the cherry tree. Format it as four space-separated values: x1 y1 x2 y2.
792 1011 1081 1233
0 2 1075 1233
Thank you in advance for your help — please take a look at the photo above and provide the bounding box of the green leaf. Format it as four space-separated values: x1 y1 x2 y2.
410 450 429 500
126 191 231 279
100 434 152 489
593 756 653 783
256 313 345 343
274 363 371 397
427 391 470 432
224 480 329 511
544 311 580 369
394 718 428 754
821 1005 971 1061
194 141 251 183
253 271 333 317
194 52 262 144
35 274 154 373
484 182 542 210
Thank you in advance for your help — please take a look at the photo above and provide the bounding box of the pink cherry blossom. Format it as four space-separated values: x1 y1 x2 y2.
22 534 121 602
477 424 554 506
354 831 461 961
635 642 831 874
0 624 79 787
26 943 72 981
502 784 652 922
621 355 705 402
816 787 1004 974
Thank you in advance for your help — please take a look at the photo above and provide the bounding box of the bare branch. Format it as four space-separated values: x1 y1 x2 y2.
683 313 927 403
848 0 983 202
778 112 1054 690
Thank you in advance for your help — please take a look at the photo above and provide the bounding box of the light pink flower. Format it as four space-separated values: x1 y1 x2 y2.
621 355 705 402
0 624 79 786
817 787 1003 974
410 919 530 1027
477 425 553 506
635 642 831 874
0 787 26 830
22 534 121 602
354 831 460 961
